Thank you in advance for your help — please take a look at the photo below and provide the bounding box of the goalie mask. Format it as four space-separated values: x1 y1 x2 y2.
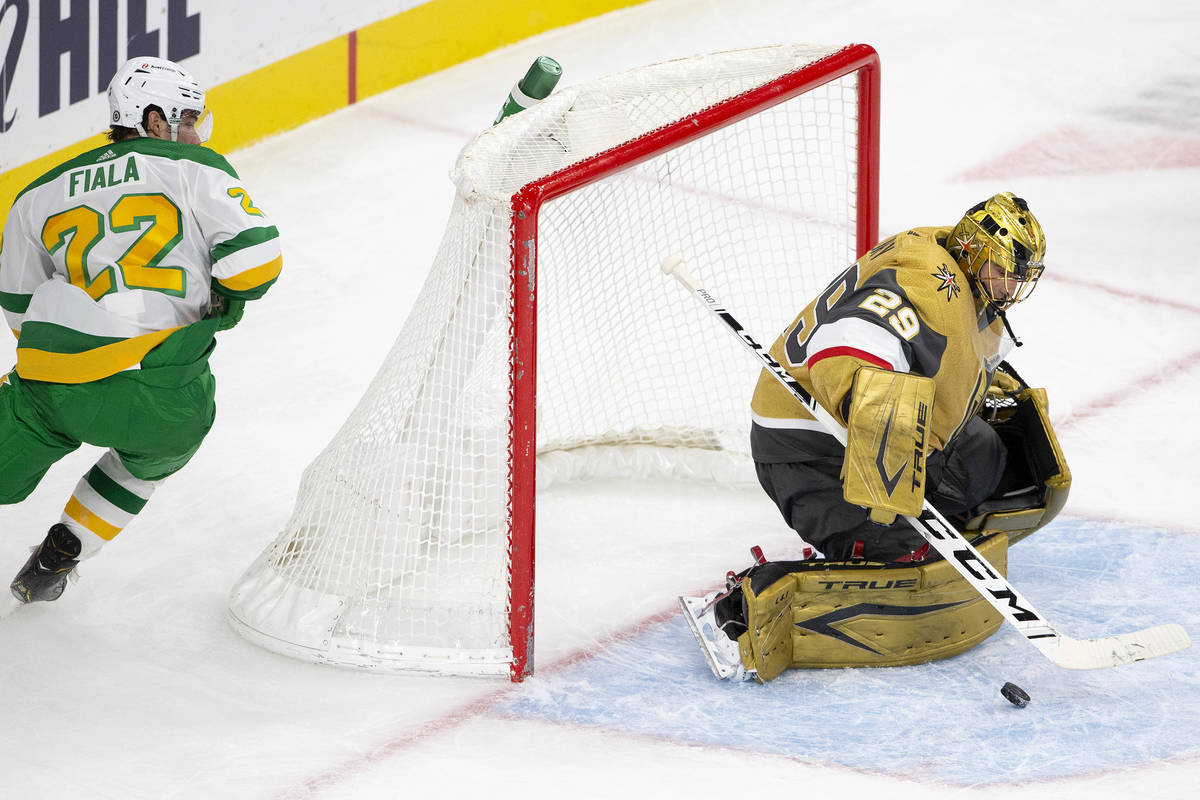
108 57 212 143
948 192 1045 311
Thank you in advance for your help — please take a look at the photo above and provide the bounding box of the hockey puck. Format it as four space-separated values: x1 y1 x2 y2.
1000 681 1030 708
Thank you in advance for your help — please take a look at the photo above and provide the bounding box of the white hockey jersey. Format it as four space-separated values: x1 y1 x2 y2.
0 138 281 383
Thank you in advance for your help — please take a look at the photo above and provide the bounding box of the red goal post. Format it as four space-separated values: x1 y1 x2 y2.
229 43 880 681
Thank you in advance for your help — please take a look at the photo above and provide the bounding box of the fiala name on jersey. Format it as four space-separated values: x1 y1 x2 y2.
65 156 144 200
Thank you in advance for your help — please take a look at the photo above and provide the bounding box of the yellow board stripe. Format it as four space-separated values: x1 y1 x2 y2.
64 496 123 541
355 0 647 99
16 326 181 384
202 36 348 158
0 0 649 235
218 254 283 293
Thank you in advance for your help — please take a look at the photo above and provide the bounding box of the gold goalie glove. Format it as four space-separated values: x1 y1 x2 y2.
842 367 935 524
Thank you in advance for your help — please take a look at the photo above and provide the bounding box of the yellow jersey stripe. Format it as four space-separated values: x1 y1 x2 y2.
217 254 283 293
16 326 181 384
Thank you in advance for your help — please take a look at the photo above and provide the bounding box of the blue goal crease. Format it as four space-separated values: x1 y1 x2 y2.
495 518 1199 786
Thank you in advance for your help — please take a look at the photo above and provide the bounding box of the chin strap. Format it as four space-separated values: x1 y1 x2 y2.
972 274 1023 348
996 307 1023 348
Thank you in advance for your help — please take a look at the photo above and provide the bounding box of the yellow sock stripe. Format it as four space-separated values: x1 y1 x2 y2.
64 496 123 541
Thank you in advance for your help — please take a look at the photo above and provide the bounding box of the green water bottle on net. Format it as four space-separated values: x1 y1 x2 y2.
494 56 563 124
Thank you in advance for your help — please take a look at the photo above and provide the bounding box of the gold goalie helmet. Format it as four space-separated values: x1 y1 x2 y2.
948 192 1046 310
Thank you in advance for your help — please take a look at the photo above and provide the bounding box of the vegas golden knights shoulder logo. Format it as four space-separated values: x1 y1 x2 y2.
931 264 960 301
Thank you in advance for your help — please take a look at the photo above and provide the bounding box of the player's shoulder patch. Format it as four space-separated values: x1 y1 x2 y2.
884 229 970 313
906 227 964 303
929 262 962 302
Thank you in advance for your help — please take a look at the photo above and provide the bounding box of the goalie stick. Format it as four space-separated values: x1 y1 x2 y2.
662 255 1191 670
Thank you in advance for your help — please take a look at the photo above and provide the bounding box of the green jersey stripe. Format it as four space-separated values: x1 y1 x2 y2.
210 226 280 263
0 291 32 313
18 321 125 354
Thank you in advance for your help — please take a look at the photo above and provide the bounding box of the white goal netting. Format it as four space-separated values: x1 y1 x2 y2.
228 43 877 677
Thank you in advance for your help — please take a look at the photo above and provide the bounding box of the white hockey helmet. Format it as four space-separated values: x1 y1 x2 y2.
107 56 212 142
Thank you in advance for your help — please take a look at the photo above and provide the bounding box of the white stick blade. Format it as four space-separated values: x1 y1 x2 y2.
1050 623 1191 670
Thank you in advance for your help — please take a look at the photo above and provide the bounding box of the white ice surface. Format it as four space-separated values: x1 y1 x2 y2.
2 0 1199 797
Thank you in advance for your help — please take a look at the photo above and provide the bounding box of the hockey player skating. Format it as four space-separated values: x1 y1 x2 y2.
682 193 1073 681
0 57 281 605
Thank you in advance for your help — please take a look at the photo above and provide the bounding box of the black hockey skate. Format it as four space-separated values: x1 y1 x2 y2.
10 524 82 604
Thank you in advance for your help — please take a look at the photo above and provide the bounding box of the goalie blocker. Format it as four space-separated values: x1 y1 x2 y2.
693 373 1070 682
842 366 935 525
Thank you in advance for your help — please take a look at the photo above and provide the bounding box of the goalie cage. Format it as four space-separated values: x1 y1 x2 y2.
227 43 880 680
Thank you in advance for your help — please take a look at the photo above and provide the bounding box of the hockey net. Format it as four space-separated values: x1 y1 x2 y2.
228 43 879 679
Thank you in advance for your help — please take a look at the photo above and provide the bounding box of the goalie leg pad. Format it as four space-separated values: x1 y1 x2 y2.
737 534 1009 678
843 367 936 524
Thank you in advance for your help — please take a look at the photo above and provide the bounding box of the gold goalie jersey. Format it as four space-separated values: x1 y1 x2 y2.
751 227 1013 462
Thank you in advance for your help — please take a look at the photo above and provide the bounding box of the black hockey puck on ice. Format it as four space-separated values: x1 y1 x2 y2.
1000 681 1030 708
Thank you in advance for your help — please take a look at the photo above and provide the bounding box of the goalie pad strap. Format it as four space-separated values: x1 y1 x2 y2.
842 367 935 523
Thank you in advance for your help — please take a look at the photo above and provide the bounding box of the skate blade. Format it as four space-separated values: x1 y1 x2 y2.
678 595 740 680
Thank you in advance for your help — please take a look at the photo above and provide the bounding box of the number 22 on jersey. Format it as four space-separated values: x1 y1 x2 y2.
41 193 186 299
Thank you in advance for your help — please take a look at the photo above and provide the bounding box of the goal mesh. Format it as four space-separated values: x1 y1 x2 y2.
228 43 879 678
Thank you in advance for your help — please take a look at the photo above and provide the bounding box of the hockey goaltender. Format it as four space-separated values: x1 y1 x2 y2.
682 192 1071 682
